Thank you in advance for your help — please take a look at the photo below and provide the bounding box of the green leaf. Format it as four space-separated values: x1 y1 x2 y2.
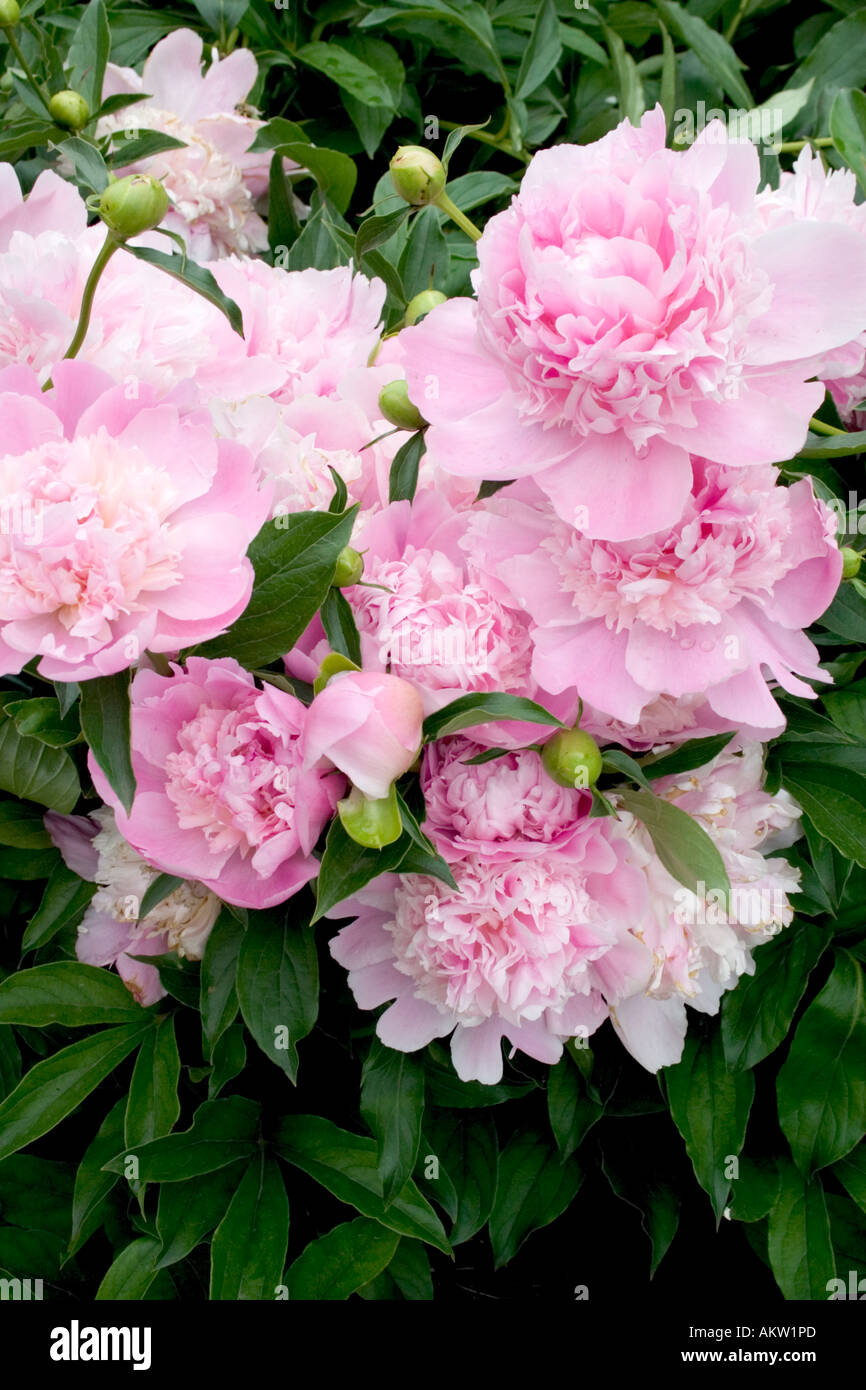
275 1114 451 1253
424 1055 533 1108
618 787 731 900
654 0 752 108
155 1161 244 1270
797 428 866 459
286 1217 399 1300
200 908 243 1055
96 1236 162 1300
777 950 866 1174
547 1057 604 1162
58 137 111 195
104 1097 259 1182
767 1161 835 1300
721 924 827 1071
0 962 143 1026
55 681 80 719
398 205 448 300
190 0 250 34
664 1029 754 1223
125 1014 180 1151
137 873 183 923
641 733 735 781
0 1019 153 1162
108 129 187 165
0 1027 21 1103
272 142 357 216
5 696 79 748
834 1142 866 1217
781 765 866 868
313 815 412 922
422 693 562 742
488 1131 581 1267
819 584 866 643
0 714 79 813
320 587 362 666
514 0 561 100
295 41 394 107
603 21 645 126
0 1155 73 1240
388 431 426 504
421 1111 498 1246
236 907 319 1084
69 1097 125 1256
78 671 135 816
600 1147 680 1278
122 244 244 335
786 9 866 131
601 748 653 792
356 207 411 261
208 1020 246 1099
361 1039 425 1206
830 88 866 192
197 506 358 669
728 1156 780 1224
210 1153 289 1300
0 803 51 849
66 0 111 115
267 151 301 258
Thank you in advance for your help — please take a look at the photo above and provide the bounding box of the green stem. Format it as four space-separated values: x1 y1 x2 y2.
5 28 51 114
43 231 120 387
808 416 846 437
438 117 526 162
724 0 751 42
434 191 482 242
777 137 834 154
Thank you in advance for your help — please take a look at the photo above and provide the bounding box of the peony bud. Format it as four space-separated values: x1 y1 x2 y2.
333 546 364 588
0 0 20 27
98 174 169 239
48 89 90 131
841 546 862 580
541 728 603 790
301 670 424 800
337 783 402 849
405 289 447 325
378 379 426 431
390 145 446 206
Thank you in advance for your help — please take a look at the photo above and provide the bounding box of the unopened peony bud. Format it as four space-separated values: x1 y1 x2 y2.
301 670 424 800
378 379 426 431
0 0 20 27
405 289 447 325
338 784 402 849
541 728 603 790
390 145 446 206
98 174 169 239
49 89 90 131
841 546 862 580
333 546 364 588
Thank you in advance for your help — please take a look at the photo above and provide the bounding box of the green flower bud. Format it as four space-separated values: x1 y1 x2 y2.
313 651 361 695
541 728 603 790
337 783 402 849
98 174 169 239
48 89 90 131
333 546 364 588
390 145 446 206
405 289 447 326
378 379 426 432
0 0 20 28
841 546 862 580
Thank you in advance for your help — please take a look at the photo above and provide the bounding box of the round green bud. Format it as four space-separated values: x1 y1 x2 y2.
0 0 20 28
405 289 447 326
390 145 446 206
378 379 426 432
333 546 364 588
48 90 90 131
98 174 169 239
338 785 402 850
841 546 862 580
541 728 603 790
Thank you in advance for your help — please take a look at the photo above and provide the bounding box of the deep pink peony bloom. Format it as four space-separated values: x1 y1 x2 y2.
91 658 344 909
100 28 295 259
465 461 841 739
401 108 866 541
301 670 424 800
0 362 266 680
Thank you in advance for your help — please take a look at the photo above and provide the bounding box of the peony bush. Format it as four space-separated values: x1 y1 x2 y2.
0 0 864 1317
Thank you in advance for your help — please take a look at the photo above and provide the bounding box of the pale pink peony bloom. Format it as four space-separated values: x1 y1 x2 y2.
400 108 866 541
609 743 802 1071
465 461 841 739
47 807 220 1006
90 658 345 910
0 362 267 680
301 670 424 800
100 28 293 259
327 811 654 1084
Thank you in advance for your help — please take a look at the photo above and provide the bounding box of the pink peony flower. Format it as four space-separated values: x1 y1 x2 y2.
609 743 801 1070
99 28 295 259
465 461 841 739
0 362 267 680
400 108 866 541
91 658 345 910
301 670 424 800
48 807 220 1006
327 811 654 1084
